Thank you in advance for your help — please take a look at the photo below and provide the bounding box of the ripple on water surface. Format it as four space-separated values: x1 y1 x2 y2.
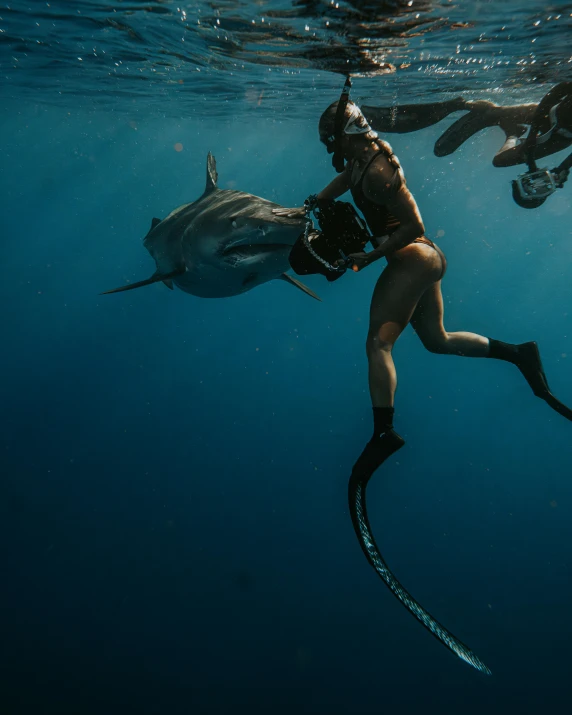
1 1 571 115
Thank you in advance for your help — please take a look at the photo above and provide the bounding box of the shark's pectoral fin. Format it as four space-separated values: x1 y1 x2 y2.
280 273 321 302
162 279 174 290
101 269 184 295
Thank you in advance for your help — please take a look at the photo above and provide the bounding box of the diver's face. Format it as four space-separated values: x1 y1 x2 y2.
319 130 336 153
320 127 351 156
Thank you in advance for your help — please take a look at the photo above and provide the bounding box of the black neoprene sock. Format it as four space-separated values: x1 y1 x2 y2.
487 338 520 364
373 406 395 437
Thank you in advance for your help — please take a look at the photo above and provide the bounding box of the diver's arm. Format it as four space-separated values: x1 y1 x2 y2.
346 182 423 270
272 165 351 218
522 81 572 158
315 165 351 200
531 82 572 134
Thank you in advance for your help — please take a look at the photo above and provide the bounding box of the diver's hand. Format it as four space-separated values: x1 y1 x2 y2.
553 167 570 188
272 206 306 219
343 251 376 272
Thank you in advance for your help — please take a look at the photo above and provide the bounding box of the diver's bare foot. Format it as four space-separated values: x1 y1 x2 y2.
463 100 501 123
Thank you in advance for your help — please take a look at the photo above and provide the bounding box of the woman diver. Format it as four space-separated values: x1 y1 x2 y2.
273 79 572 673
360 81 572 208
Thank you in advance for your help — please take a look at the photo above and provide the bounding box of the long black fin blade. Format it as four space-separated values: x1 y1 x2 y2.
348 472 492 675
280 273 321 301
100 269 183 295
513 342 572 422
544 393 572 421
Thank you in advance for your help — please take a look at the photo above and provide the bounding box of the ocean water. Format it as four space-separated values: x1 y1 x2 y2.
2 2 572 713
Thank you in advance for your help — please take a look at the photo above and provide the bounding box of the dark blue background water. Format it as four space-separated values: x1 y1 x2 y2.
2 91 572 713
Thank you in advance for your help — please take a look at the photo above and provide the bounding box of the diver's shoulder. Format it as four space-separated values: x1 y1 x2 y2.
362 152 397 191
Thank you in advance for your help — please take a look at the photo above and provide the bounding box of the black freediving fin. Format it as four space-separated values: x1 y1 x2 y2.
348 431 492 675
351 429 405 478
280 273 321 301
100 269 184 295
514 342 572 421
434 103 499 157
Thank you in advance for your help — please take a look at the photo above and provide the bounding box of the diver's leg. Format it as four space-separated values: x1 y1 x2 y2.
410 281 489 356
493 133 572 167
410 283 572 420
352 246 443 478
487 340 572 420
492 85 572 166
361 97 467 134
367 249 444 405
491 132 528 167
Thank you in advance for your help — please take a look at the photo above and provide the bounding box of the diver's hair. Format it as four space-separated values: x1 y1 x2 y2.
319 100 378 142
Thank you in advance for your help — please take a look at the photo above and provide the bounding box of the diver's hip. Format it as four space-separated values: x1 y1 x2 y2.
386 237 447 278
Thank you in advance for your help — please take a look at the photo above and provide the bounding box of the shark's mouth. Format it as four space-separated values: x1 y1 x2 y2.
221 243 292 267
223 226 300 251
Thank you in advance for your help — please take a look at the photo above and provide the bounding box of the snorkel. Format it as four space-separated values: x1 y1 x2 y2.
322 76 375 173
332 76 352 173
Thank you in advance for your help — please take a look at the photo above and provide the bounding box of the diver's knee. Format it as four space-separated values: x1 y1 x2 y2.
421 334 449 354
366 333 394 357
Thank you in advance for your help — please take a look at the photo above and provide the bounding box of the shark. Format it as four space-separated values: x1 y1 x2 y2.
103 152 319 300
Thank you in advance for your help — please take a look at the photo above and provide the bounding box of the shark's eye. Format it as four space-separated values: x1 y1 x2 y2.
230 218 238 229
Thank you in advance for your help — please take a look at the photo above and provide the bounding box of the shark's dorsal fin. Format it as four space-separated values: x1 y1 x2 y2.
280 274 321 301
205 152 218 194
144 217 162 239
101 269 184 295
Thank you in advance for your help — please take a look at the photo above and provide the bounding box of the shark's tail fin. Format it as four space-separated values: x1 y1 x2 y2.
101 269 184 295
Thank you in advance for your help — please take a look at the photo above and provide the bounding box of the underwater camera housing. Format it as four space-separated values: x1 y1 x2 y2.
289 198 372 281
512 168 557 208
